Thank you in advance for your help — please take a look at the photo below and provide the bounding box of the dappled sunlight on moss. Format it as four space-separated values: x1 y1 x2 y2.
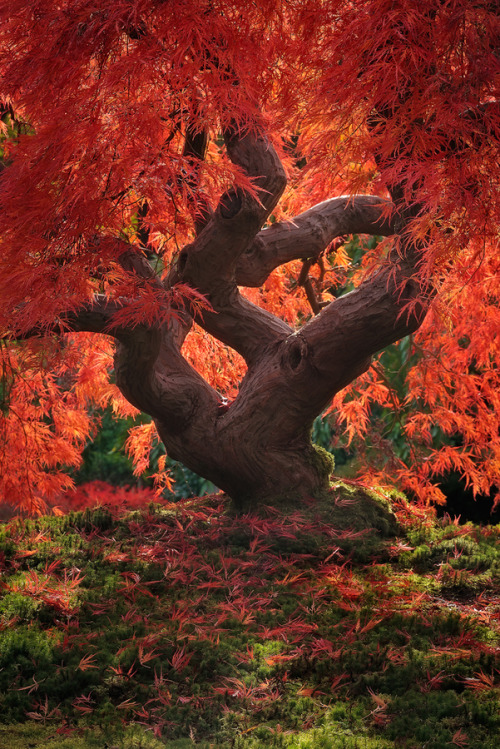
0 487 498 747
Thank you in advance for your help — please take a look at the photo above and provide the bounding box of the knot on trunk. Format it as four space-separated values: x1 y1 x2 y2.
282 333 308 371
219 187 244 219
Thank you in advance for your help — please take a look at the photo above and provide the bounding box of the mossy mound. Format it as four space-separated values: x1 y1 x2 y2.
228 479 399 562
319 480 399 534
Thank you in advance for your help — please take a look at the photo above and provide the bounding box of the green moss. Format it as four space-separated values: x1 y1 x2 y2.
0 493 498 747
0 723 210 748
0 592 42 622
61 506 115 533
308 443 335 479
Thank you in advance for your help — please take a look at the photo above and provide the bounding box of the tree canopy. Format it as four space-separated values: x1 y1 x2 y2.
0 0 499 513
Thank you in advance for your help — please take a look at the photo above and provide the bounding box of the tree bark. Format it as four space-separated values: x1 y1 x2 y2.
6 111 432 508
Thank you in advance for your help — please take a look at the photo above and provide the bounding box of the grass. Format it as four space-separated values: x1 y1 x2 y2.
0 482 498 748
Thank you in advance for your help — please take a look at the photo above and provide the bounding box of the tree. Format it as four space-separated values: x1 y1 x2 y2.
0 0 498 513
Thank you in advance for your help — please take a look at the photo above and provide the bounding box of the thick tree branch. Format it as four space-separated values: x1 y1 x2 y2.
181 126 287 286
299 254 427 408
117 244 162 284
4 296 125 341
6 293 222 436
215 240 429 456
176 121 290 365
235 195 396 287
114 327 220 430
191 289 292 358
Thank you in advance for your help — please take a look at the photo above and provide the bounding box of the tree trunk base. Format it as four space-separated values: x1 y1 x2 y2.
226 444 336 513
221 479 400 561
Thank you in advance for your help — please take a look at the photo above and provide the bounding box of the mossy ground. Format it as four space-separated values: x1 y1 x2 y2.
0 483 499 748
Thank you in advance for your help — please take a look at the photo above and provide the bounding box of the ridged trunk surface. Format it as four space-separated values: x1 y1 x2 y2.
154 414 334 507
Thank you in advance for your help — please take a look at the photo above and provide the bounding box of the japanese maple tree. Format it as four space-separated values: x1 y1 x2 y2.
0 0 498 513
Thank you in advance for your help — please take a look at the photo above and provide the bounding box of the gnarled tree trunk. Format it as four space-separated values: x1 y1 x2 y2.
13 116 430 508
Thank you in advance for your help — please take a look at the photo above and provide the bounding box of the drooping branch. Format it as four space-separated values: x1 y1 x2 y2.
298 257 330 315
108 245 221 428
424 100 500 158
4 296 127 341
235 195 396 287
101 238 223 431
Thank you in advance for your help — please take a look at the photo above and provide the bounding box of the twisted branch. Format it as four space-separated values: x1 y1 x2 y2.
235 195 396 287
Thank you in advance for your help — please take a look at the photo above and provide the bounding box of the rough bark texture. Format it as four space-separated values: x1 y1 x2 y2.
10 115 431 507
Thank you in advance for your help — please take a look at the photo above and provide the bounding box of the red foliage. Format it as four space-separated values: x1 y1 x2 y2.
51 480 163 515
0 0 498 511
